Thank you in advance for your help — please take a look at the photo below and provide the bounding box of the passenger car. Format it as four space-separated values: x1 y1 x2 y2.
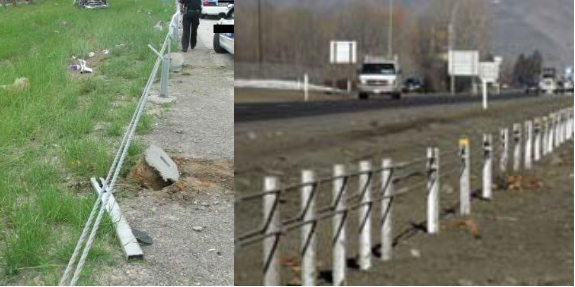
213 6 233 55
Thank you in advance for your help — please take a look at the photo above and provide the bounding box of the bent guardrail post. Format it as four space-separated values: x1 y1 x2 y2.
301 170 317 286
459 138 471 215
358 161 373 271
426 148 440 234
482 134 493 200
332 165 347 286
380 159 394 262
263 177 280 286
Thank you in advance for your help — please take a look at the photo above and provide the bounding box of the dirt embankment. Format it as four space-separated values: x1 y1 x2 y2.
235 96 574 286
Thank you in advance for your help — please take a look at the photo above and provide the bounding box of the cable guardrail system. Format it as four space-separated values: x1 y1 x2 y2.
59 3 181 286
235 106 574 286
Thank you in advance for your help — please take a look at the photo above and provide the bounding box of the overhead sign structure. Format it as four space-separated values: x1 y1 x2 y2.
479 62 500 83
330 41 357 64
448 50 480 76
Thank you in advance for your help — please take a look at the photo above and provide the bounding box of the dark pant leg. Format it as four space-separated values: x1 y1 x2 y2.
182 13 192 50
190 15 200 48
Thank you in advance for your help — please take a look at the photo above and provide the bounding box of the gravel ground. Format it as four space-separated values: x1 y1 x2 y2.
101 17 234 286
234 95 573 286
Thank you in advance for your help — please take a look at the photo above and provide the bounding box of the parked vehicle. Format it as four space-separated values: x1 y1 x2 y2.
357 55 402 100
201 0 233 19
213 6 234 54
539 67 558 95
402 78 422 93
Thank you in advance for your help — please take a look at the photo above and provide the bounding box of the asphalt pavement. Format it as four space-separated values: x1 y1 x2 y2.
235 92 541 123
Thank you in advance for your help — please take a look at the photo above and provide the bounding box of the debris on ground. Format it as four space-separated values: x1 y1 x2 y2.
128 145 180 190
69 59 93 73
153 21 163 31
410 248 421 258
498 176 544 192
133 229 154 245
0 77 30 93
442 218 481 239
192 226 204 232
88 52 95 58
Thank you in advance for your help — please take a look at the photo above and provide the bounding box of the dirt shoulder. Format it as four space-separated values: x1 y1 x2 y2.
102 18 234 286
234 95 573 285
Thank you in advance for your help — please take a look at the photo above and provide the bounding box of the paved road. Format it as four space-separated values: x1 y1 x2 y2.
235 92 540 123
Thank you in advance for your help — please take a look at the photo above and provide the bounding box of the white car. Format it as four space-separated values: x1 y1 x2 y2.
201 0 233 18
213 6 233 55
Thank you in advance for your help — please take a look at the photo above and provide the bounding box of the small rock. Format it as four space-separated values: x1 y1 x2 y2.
176 130 184 134
247 132 257 140
457 279 474 286
88 52 95 58
442 184 455 194
192 226 204 232
410 248 421 258
201 202 210 207
504 276 518 285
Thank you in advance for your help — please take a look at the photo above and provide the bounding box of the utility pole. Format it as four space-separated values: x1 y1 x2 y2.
258 0 263 70
449 0 460 95
388 0 394 58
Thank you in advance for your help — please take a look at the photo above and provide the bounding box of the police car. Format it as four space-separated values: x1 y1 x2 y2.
201 0 234 19
213 6 233 55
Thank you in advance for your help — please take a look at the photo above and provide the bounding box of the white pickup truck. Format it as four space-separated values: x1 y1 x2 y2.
357 56 402 100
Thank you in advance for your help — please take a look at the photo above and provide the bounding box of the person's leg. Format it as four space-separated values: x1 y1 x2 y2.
190 15 200 49
181 13 192 51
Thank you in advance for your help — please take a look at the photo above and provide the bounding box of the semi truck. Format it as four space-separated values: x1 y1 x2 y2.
357 55 402 100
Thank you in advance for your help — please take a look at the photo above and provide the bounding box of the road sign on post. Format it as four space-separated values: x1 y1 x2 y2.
330 41 357 64
448 50 479 76
478 61 501 110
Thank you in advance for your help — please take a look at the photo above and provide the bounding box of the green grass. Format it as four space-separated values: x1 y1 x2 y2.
0 0 172 284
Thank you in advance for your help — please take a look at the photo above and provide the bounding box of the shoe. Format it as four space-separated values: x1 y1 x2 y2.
182 49 187 52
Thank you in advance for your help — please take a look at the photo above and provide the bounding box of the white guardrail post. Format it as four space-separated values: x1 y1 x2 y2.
459 138 471 215
547 114 555 154
358 161 373 271
482 134 493 200
427 148 440 234
513 123 522 172
542 117 549 156
263 177 280 286
381 159 394 262
524 120 533 170
301 170 316 286
499 128 509 173
333 165 348 286
332 165 347 286
534 118 541 162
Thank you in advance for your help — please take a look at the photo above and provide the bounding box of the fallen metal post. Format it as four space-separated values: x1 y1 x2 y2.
91 178 144 260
